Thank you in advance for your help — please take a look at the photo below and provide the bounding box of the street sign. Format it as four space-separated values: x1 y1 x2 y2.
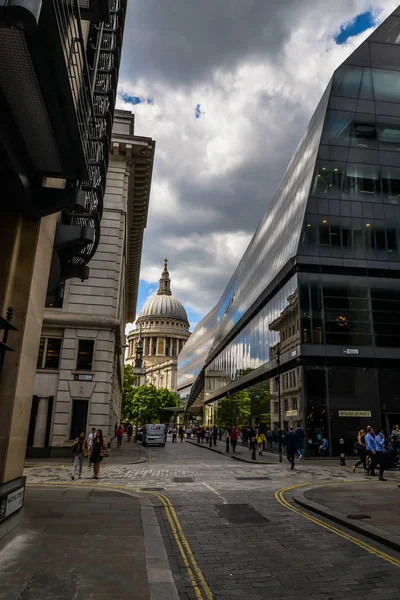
338 410 371 417
341 348 359 355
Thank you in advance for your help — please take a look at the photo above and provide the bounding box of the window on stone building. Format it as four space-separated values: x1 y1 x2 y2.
37 337 62 369
45 282 65 309
274 401 279 414
292 398 298 411
76 339 94 371
284 398 289 412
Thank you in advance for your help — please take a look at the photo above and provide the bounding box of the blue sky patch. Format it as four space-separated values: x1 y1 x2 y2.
334 10 375 44
120 92 153 105
195 104 202 119
135 279 202 331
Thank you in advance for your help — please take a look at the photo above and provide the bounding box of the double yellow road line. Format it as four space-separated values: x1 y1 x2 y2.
27 482 213 600
275 482 400 569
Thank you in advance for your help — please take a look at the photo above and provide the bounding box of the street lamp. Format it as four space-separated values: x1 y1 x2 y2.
276 343 283 463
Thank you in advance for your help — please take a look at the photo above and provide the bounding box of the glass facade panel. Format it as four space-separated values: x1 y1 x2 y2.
372 68 400 103
332 65 362 98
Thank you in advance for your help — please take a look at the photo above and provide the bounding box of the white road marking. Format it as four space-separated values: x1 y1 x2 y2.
202 482 228 504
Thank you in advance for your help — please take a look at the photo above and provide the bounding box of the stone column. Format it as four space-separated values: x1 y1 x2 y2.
33 397 49 447
176 338 179 356
0 213 57 487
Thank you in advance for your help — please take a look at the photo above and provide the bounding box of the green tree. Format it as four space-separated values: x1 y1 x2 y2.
123 385 180 425
121 364 137 420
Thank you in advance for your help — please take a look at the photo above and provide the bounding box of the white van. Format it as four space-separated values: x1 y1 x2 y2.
142 424 166 447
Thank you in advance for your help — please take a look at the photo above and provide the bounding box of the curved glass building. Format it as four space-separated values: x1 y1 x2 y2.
177 7 400 454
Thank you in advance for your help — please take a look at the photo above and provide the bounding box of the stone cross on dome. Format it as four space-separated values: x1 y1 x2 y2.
157 258 171 295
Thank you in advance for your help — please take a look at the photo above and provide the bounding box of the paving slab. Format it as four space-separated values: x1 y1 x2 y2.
293 480 400 551
0 485 178 600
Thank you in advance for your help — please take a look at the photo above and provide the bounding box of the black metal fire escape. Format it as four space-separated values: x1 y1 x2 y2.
53 0 126 282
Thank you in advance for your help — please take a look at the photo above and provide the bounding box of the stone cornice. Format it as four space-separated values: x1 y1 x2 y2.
43 310 120 330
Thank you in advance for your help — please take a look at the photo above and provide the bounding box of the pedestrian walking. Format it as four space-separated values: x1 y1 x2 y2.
71 433 87 480
87 427 96 467
285 426 297 470
375 429 387 481
352 429 367 473
89 429 108 479
242 427 249 447
391 424 400 439
319 436 328 457
230 426 238 452
127 423 133 443
255 431 266 456
212 426 218 446
171 426 177 442
205 428 210 444
266 429 273 448
295 424 305 460
116 424 124 448
200 427 205 443
179 426 185 442
365 425 377 476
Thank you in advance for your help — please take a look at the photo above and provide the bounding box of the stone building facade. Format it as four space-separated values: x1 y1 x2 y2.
126 261 190 392
28 111 155 457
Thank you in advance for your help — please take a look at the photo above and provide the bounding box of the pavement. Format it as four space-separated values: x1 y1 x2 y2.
2 438 400 599
185 437 279 463
294 478 400 552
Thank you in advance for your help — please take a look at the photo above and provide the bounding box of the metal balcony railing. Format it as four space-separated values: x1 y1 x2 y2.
53 0 95 170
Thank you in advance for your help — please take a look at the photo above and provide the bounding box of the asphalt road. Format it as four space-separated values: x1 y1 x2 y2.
21 437 400 600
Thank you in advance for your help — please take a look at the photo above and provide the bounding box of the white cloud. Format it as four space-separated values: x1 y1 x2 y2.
117 0 400 319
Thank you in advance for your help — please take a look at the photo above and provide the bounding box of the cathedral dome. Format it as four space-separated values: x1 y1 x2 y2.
137 260 189 324
138 295 188 322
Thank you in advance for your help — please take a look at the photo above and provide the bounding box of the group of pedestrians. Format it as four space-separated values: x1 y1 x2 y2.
352 424 400 481
71 427 108 480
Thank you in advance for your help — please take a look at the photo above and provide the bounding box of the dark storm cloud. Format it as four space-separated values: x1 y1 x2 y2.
121 0 309 85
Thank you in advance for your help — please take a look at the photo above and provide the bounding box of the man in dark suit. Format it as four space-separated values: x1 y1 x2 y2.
285 426 298 470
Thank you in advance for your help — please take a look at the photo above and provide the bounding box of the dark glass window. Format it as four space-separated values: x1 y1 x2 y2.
37 338 45 369
374 229 386 250
45 339 62 369
321 110 353 146
313 164 343 196
351 117 377 148
76 340 94 371
332 65 362 98
319 223 330 245
387 229 398 252
377 117 400 150
342 228 352 248
330 225 341 247
37 338 61 369
343 164 380 198
372 68 400 103
45 282 65 309
382 167 400 203
359 68 374 100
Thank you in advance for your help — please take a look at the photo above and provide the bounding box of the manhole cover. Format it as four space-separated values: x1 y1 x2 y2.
173 477 194 483
347 514 371 520
89 490 129 499
141 487 165 491
236 477 270 480
216 504 268 523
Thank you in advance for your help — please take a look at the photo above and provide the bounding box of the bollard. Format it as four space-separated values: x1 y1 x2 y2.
226 435 230 453
339 438 346 466
209 434 212 448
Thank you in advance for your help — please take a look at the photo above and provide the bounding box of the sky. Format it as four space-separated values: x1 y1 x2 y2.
117 1 400 332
